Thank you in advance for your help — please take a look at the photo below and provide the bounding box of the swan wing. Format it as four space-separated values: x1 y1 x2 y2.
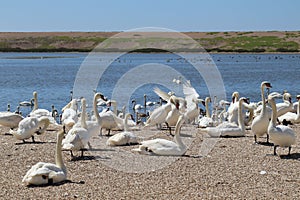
269 125 296 147
154 87 171 101
140 138 180 155
106 132 137 146
0 112 23 128
22 162 66 185
183 80 199 104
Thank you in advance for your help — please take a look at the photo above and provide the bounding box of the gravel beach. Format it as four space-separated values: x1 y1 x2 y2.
1 123 300 199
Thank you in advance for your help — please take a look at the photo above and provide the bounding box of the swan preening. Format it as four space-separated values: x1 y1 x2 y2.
11 116 50 143
132 115 187 156
268 94 296 155
22 127 67 186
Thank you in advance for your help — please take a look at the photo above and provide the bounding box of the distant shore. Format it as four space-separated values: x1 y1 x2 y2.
0 31 299 53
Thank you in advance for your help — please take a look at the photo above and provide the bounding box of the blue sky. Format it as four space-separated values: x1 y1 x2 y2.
0 0 299 32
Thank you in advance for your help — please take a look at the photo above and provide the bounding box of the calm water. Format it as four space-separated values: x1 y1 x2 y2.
0 52 300 116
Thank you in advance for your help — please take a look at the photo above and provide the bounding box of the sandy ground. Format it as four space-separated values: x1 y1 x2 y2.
1 122 300 200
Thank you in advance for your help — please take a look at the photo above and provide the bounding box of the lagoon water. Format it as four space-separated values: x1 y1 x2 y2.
0 52 300 116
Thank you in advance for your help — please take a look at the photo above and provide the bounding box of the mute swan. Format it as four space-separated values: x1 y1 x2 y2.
267 94 296 155
198 97 214 128
62 98 90 157
106 113 138 146
145 96 179 127
165 102 181 135
278 95 300 124
61 99 78 128
0 111 23 131
19 98 34 107
22 128 67 186
206 97 248 137
29 91 57 124
227 91 239 123
276 92 293 118
132 115 187 156
182 80 201 124
251 81 272 143
11 116 50 143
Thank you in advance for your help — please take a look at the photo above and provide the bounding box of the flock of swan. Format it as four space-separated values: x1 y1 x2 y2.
0 79 299 186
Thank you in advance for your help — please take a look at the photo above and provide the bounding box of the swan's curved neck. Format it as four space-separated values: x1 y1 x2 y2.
260 84 267 113
269 98 277 127
111 101 117 115
81 100 87 129
238 100 245 132
296 99 300 119
205 98 211 118
93 95 101 124
38 118 50 133
174 117 185 148
124 114 130 132
33 92 38 111
56 130 66 174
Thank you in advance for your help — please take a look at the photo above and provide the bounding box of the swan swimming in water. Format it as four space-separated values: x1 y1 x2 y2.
106 113 138 146
132 115 187 156
267 94 296 155
251 81 272 143
22 127 67 186
205 97 248 137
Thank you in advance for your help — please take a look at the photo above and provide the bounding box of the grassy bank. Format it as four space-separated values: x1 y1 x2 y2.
0 31 299 53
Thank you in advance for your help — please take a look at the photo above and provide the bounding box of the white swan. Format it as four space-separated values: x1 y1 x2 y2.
62 98 90 157
182 80 201 124
19 98 34 107
11 116 50 143
278 95 300 124
29 91 57 124
0 111 23 131
106 113 138 146
251 81 272 143
206 97 248 137
145 96 179 127
61 99 78 128
198 97 214 128
267 94 296 155
227 91 239 123
132 115 187 156
276 92 293 118
22 128 67 186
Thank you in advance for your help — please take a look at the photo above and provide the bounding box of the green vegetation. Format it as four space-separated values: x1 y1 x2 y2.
0 31 299 53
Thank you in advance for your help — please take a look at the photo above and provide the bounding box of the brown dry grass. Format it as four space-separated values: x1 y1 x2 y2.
1 122 300 199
